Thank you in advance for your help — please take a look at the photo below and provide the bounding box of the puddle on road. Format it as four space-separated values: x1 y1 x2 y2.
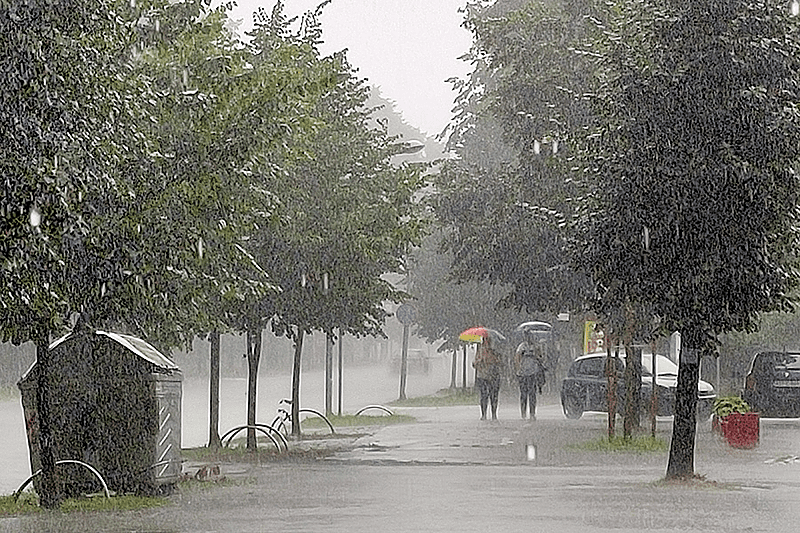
525 443 537 461
739 484 774 491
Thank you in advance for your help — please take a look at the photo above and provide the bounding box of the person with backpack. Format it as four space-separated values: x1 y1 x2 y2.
515 331 547 420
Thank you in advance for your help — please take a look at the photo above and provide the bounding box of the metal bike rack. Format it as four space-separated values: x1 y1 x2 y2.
220 424 288 452
271 399 336 435
297 408 336 434
13 459 111 502
355 404 394 416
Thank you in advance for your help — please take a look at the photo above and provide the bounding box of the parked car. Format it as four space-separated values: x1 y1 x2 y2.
560 352 716 420
743 351 800 417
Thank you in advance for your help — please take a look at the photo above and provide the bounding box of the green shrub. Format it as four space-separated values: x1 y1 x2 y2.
712 396 751 418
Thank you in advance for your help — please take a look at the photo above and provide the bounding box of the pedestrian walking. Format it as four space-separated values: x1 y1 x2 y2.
515 331 547 420
473 337 503 420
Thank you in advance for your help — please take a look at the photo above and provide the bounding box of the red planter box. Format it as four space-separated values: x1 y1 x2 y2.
715 412 760 449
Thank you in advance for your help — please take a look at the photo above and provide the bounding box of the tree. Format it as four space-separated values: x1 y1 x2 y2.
183 1 346 450
434 0 594 319
245 7 427 438
0 0 312 501
0 0 169 507
580 0 800 478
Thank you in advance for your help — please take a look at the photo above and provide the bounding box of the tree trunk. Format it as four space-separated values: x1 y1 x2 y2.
325 333 333 416
605 344 617 439
666 342 701 479
450 348 458 389
462 344 467 391
650 341 658 438
35 335 61 509
246 327 262 451
208 331 221 449
291 328 305 438
337 329 343 416
398 324 409 400
623 344 642 438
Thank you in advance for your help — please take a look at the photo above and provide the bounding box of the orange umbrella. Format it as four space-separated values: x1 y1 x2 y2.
459 326 506 344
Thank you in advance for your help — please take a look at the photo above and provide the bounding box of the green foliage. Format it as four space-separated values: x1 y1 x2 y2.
433 0 594 318
0 492 168 515
712 396 751 418
0 0 152 344
580 0 800 343
0 0 430 503
407 231 533 352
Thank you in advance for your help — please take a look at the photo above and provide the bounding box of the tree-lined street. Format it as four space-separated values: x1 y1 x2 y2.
5 0 800 515
5 403 800 532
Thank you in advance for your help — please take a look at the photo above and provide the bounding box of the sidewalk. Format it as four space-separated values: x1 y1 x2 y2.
331 402 593 466
329 401 800 484
187 399 800 490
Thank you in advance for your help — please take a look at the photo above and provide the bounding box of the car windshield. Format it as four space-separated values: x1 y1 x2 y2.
641 354 678 377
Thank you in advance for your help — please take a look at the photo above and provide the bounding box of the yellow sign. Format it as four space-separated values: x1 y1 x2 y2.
584 321 604 354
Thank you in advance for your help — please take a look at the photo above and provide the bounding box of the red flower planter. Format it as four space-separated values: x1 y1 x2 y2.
714 412 760 449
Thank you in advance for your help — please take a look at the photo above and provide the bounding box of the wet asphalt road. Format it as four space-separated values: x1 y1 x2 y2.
3 401 800 532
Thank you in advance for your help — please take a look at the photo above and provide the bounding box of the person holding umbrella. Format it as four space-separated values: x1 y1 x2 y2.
515 329 547 420
472 335 504 420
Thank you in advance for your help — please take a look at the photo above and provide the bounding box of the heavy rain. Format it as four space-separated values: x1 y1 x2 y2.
3 0 800 531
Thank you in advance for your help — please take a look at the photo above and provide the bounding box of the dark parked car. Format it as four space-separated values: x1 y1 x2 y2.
743 351 800 417
560 352 716 420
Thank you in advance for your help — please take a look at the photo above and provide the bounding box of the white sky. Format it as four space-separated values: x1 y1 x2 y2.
224 0 474 137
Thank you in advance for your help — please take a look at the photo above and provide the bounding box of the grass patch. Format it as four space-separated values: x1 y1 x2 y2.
183 446 283 462
0 493 41 516
0 492 168 516
650 474 739 491
59 494 169 512
301 413 415 429
570 435 669 453
388 388 478 407
182 444 343 463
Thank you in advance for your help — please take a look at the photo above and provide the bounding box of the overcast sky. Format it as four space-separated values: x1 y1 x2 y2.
224 0 474 138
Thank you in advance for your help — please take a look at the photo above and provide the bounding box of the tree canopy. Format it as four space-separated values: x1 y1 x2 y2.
433 0 593 318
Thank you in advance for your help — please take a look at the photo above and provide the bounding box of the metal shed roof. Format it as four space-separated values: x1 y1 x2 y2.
46 330 179 371
97 331 179 371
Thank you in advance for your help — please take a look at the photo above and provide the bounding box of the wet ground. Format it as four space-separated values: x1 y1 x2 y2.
3 400 800 532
